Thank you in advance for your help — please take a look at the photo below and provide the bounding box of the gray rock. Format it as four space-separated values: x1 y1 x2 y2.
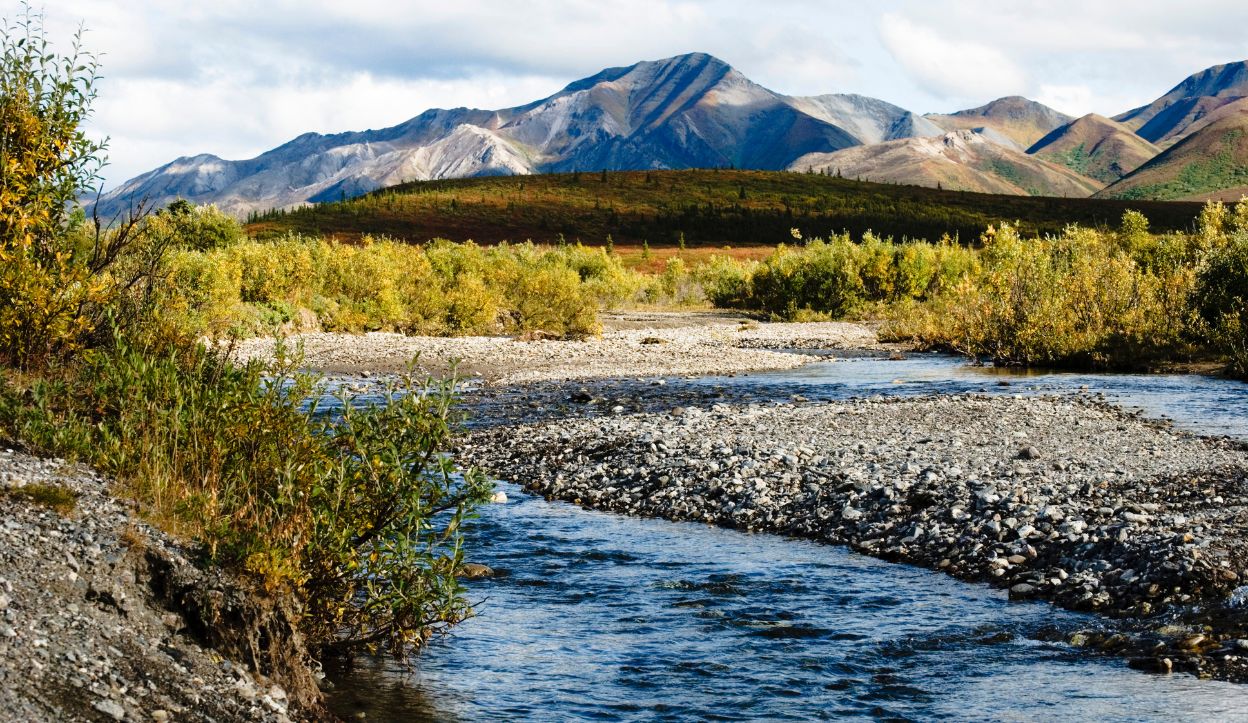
93 700 126 721
1010 583 1036 598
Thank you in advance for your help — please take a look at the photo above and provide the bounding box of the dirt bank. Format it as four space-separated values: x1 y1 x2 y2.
0 449 330 722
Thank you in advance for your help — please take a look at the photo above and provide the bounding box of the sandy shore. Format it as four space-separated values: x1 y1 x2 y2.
232 314 881 383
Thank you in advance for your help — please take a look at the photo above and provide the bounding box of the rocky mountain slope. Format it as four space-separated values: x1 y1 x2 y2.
924 96 1074 148
788 130 1103 197
1114 61 1248 145
1027 114 1162 184
92 54 1248 215
92 54 944 219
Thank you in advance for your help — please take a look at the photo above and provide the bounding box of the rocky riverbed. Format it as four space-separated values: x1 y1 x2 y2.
462 391 1248 681
231 318 880 383
0 450 325 722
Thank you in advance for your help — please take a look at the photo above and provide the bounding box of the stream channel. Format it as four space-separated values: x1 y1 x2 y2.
323 353 1248 722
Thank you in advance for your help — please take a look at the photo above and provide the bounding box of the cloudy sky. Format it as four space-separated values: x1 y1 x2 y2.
13 0 1248 189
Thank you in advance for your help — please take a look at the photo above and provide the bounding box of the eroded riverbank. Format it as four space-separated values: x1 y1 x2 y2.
0 451 327 722
462 392 1248 681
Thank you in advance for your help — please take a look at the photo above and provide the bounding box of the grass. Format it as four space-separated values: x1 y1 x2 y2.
3 483 76 513
244 169 1210 249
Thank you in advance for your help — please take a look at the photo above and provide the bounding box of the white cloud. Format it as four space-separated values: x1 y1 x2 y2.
878 13 1029 100
8 0 1248 189
1032 84 1151 119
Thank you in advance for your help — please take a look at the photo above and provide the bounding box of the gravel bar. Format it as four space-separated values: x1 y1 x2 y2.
231 321 879 383
463 392 1248 681
0 450 322 722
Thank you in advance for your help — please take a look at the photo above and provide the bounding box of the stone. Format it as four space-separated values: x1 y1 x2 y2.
1039 506 1064 522
1058 520 1084 535
151 711 170 722
93 699 126 721
1177 634 1206 650
1009 583 1036 598
1128 657 1173 673
1019 446 1041 460
457 563 494 579
841 507 863 521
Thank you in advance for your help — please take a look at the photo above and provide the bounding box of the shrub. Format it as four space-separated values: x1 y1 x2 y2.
156 232 634 339
1196 201 1248 375
0 12 160 366
0 333 493 656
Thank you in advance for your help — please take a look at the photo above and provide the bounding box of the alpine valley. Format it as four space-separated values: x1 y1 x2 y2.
92 53 1248 218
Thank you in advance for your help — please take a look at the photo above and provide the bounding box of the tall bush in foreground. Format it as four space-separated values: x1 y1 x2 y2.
0 11 108 365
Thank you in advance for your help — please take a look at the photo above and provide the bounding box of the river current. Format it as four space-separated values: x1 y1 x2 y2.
323 355 1248 722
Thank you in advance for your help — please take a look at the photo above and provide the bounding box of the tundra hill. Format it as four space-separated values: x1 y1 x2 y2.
243 169 1206 247
924 96 1074 148
90 53 942 220
1027 114 1162 184
1157 97 1248 147
1095 109 1248 200
786 130 1103 197
1114 60 1248 144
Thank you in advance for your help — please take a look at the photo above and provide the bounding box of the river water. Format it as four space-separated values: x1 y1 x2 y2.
324 355 1248 722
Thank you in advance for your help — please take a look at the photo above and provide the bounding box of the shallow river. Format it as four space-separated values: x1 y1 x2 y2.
324 355 1248 722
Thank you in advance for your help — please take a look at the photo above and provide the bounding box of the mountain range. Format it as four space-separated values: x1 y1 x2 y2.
92 54 1248 219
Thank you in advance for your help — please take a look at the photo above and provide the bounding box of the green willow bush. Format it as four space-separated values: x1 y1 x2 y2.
162 232 662 338
0 10 162 366
1195 201 1248 375
692 201 1247 373
0 332 493 656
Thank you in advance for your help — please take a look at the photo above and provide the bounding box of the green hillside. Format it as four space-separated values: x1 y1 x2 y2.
246 169 1208 246
1096 111 1248 201
1028 114 1161 184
